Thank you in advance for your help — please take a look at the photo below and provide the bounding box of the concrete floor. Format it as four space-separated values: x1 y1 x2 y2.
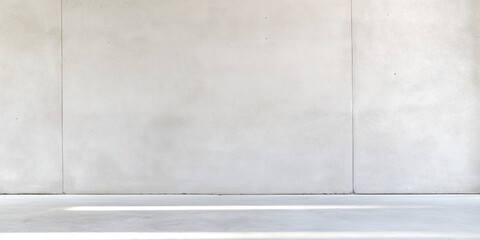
0 195 479 240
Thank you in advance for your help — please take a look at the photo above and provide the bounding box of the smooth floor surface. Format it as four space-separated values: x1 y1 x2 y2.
0 195 479 240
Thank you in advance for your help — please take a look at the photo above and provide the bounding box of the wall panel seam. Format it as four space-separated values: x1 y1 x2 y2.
61 0 65 194
351 0 355 194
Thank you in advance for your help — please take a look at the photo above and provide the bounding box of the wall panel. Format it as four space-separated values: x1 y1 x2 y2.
354 0 480 193
0 0 62 193
63 0 353 193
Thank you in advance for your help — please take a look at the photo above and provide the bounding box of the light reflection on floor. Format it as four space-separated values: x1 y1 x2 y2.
65 205 431 211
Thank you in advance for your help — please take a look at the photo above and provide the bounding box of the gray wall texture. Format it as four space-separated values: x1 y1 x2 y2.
0 0 62 193
0 0 478 194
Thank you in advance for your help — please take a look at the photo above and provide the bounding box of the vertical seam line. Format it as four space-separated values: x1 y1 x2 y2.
61 0 64 194
351 0 355 194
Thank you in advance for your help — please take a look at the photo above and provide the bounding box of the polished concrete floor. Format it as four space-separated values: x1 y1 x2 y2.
0 195 479 239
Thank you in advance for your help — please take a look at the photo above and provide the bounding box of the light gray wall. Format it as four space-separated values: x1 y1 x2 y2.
353 0 480 193
62 0 352 194
0 0 478 194
0 0 62 193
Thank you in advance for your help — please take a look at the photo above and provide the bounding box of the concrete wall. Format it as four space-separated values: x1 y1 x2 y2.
0 0 62 193
0 0 478 194
353 0 480 193
62 0 352 194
